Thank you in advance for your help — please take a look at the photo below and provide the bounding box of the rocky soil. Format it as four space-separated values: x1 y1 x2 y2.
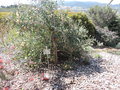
0 47 120 90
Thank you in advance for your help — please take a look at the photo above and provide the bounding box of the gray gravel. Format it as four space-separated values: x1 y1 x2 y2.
0 48 120 90
64 52 120 90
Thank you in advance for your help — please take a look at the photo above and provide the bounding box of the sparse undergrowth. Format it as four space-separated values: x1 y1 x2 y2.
107 50 120 55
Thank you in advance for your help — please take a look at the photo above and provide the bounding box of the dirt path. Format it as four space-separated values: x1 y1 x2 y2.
66 51 120 90
0 48 120 90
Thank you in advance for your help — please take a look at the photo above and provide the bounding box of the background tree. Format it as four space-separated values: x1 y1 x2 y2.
89 6 119 28
88 6 120 46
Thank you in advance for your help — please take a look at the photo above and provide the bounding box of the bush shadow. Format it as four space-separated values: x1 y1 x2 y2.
50 57 107 90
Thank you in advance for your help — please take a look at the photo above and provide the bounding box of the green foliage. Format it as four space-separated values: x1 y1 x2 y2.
4 28 19 45
19 31 46 62
84 46 94 53
89 6 120 34
116 42 120 49
95 26 119 47
89 6 120 47
92 52 102 59
0 12 11 45
93 54 102 59
11 0 94 64
68 12 96 37
89 6 117 28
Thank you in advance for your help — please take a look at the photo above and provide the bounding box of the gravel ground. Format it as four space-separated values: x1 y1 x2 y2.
0 47 120 90
65 52 120 90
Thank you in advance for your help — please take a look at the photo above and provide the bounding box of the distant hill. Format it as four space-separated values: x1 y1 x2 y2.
0 5 18 12
0 1 119 12
63 1 120 9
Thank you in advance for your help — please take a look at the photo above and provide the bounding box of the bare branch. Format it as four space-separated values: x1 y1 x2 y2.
108 0 114 5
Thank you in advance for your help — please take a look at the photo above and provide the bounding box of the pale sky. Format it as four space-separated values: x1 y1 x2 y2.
65 0 120 4
0 0 120 6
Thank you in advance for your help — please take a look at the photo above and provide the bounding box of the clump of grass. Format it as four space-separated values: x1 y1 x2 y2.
93 54 102 59
0 12 11 18
61 60 75 70
108 51 120 55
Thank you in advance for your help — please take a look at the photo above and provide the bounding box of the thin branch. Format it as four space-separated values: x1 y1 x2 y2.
108 0 114 5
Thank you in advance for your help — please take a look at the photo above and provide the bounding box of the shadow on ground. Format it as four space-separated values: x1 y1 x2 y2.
49 57 107 90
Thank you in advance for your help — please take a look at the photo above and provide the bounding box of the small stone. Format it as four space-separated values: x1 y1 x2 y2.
0 65 4 69
0 59 3 63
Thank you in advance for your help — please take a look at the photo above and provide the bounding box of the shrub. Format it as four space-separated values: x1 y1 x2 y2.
12 0 94 64
94 54 102 59
95 26 119 47
89 6 120 46
88 6 119 29
4 28 22 47
68 12 96 37
116 42 120 49
0 12 11 45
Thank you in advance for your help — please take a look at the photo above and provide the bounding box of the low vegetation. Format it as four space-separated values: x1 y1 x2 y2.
0 0 120 69
0 12 11 45
89 6 120 47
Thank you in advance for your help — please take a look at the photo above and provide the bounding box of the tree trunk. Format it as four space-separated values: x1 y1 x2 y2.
51 31 58 64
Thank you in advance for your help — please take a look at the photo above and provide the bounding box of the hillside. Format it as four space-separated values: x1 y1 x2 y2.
0 5 18 12
63 1 120 9
0 1 119 12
